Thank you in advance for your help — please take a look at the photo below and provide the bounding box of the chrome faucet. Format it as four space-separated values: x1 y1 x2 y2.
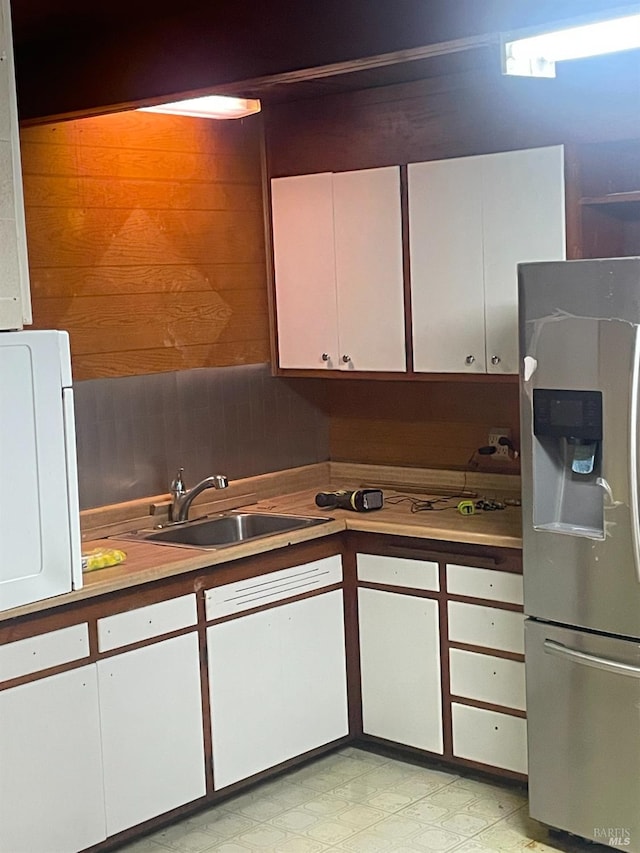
170 468 229 523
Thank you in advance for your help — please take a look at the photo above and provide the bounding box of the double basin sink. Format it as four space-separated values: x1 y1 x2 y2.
122 511 332 551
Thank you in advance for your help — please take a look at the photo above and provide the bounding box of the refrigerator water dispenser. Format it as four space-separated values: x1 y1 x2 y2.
532 388 604 538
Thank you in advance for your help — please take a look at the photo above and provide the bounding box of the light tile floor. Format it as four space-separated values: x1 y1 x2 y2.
119 748 593 853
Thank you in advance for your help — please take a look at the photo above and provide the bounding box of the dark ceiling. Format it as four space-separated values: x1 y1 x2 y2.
9 0 640 120
10 0 196 42
11 0 640 44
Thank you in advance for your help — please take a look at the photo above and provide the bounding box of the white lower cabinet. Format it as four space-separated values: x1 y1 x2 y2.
358 587 443 753
452 703 528 775
97 632 206 835
0 548 530 853
208 589 349 789
0 666 106 853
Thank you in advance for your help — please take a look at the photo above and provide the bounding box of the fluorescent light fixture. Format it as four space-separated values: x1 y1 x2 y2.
503 10 640 77
139 95 261 119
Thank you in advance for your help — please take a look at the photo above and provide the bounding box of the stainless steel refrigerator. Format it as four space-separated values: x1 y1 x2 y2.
519 257 640 851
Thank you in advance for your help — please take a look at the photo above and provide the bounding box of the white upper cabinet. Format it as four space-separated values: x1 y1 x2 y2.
332 168 406 371
481 147 566 372
409 145 566 374
271 166 406 372
271 172 339 369
0 0 32 330
408 155 486 373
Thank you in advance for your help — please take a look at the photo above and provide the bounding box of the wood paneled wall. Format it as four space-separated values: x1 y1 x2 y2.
21 110 269 379
319 380 520 473
265 53 640 178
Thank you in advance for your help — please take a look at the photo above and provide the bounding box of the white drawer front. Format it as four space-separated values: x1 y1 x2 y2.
357 553 439 591
446 564 523 605
98 594 197 652
449 648 526 711
206 556 343 620
0 623 89 682
448 601 524 654
452 702 527 774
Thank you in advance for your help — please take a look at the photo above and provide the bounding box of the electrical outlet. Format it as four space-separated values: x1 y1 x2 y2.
489 428 511 458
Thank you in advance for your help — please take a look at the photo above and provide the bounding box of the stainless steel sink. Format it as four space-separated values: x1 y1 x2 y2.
120 511 332 550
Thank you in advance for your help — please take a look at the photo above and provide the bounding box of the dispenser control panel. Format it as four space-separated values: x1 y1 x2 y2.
533 389 602 440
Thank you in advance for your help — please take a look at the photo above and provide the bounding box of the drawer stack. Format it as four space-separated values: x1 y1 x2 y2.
446 563 527 775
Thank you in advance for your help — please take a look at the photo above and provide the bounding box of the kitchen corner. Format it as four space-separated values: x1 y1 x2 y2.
0 458 525 852
4 0 640 849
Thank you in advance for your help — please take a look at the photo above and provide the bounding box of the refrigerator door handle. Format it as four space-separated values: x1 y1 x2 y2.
630 325 640 584
544 639 640 679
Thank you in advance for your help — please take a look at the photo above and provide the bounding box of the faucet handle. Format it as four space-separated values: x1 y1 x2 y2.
170 467 186 495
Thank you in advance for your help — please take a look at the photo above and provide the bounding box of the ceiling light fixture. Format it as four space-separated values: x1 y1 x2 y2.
502 8 640 77
138 95 261 119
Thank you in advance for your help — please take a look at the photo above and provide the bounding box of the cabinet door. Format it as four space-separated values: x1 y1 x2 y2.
0 0 31 330
409 157 486 373
333 167 406 371
482 146 565 374
0 666 106 853
97 632 206 835
271 173 340 369
358 587 443 753
208 589 348 789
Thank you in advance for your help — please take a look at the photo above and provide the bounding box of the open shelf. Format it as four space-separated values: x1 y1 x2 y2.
569 141 640 258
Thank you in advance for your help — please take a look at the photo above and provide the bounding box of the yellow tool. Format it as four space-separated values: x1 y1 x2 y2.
457 500 476 516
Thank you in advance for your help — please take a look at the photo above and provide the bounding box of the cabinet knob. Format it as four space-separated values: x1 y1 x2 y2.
321 353 330 362
465 355 475 365
491 355 501 365
342 355 351 364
